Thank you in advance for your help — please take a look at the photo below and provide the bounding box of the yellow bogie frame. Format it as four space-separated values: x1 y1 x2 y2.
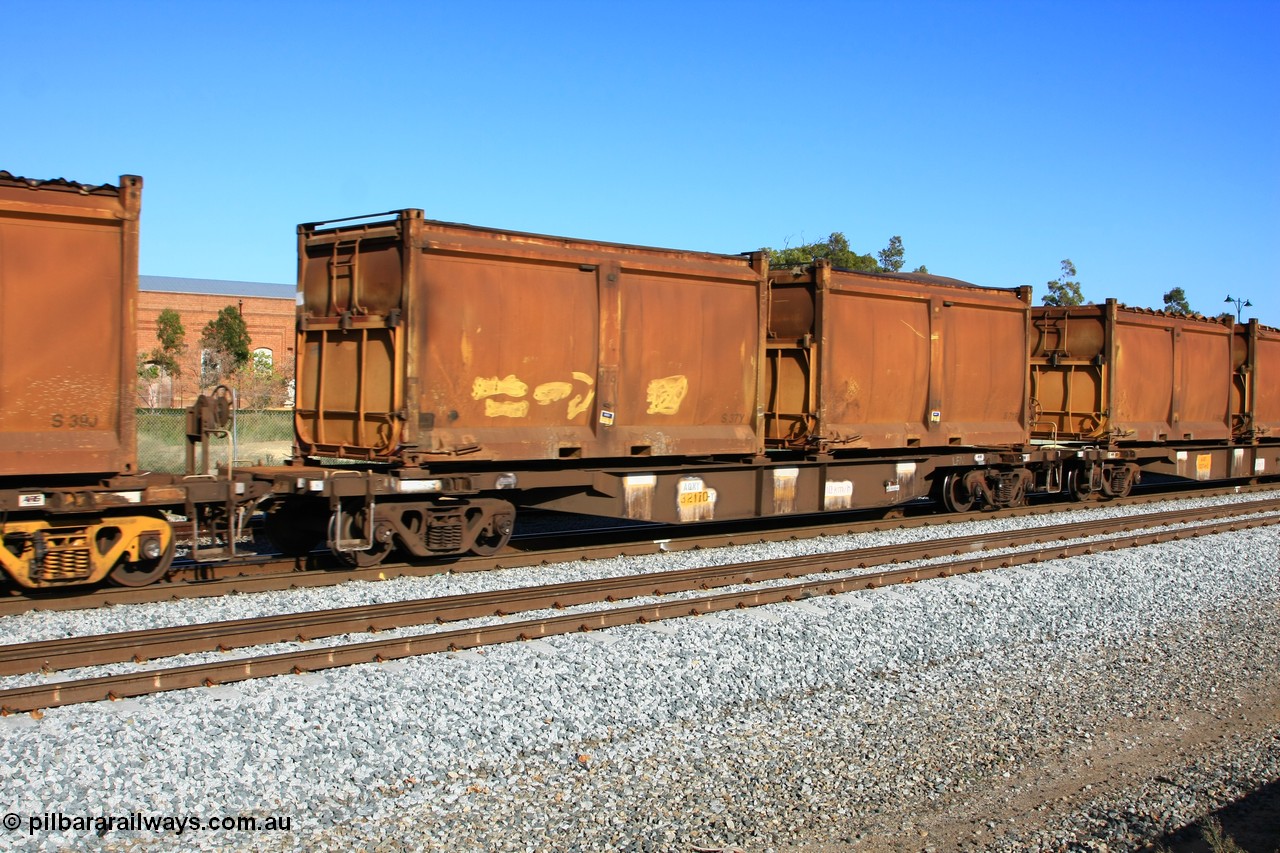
0 515 174 589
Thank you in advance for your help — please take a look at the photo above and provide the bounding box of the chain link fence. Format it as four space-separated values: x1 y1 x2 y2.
136 408 295 473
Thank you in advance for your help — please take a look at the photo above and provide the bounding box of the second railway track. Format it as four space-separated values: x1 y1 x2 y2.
2 494 1277 714
3 481 1275 616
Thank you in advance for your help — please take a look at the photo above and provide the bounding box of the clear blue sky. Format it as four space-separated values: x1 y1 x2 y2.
4 0 1277 323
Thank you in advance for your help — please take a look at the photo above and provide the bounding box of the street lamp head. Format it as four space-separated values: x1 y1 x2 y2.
1224 294 1252 322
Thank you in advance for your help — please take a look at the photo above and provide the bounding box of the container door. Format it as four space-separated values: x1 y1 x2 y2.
295 219 407 460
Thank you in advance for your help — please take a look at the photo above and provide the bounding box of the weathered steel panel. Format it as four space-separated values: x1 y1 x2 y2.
1238 321 1280 439
823 290 931 433
0 172 141 478
941 303 1029 431
295 211 766 463
1176 323 1232 437
616 272 761 455
765 262 1030 451
418 250 601 455
1113 321 1176 435
1253 328 1280 437
1030 301 1233 443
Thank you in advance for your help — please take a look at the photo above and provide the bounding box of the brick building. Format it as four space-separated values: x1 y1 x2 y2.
137 276 295 408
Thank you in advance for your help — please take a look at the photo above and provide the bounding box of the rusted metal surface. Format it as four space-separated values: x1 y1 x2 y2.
1140 443 1280 482
0 172 142 478
1234 320 1280 440
294 211 768 464
765 261 1032 451
1030 300 1234 443
522 454 953 520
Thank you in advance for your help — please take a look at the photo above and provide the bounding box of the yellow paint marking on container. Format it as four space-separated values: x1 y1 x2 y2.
484 399 529 418
564 372 596 420
533 382 572 405
646 375 688 415
472 375 528 400
568 390 595 420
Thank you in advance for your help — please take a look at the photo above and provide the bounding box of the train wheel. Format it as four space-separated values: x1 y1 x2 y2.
466 505 514 557
941 473 975 513
469 528 511 557
1109 467 1135 499
108 536 176 587
340 541 392 568
1066 468 1093 502
328 510 392 568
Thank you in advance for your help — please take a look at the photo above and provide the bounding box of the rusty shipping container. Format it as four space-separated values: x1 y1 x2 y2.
765 261 1032 451
0 172 142 478
1233 319 1280 440
1029 300 1235 443
295 210 768 464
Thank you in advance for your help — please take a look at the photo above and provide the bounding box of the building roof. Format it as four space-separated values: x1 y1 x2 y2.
140 275 294 300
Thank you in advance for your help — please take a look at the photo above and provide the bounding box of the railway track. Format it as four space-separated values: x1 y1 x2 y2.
2 495 1277 715
3 481 1274 616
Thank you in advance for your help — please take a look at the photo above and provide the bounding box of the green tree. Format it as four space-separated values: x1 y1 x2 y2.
1162 287 1191 315
150 308 187 376
877 235 905 273
912 265 929 274
766 232 879 272
137 309 186 378
137 309 187 407
1042 259 1084 306
199 306 252 387
136 353 159 381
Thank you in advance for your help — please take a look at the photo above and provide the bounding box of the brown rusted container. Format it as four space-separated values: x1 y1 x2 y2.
0 172 142 478
1029 300 1234 443
765 261 1032 450
1233 319 1280 440
295 210 767 464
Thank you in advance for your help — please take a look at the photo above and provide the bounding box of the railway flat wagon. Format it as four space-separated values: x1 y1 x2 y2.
295 210 769 465
765 260 1033 451
1029 301 1235 444
267 242 1050 564
0 171 142 478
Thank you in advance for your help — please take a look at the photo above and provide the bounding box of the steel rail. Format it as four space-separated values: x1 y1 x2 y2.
1 506 1276 713
4 497 1276 678
4 483 1276 617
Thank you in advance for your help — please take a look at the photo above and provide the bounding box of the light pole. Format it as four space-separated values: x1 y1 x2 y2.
1224 294 1252 323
